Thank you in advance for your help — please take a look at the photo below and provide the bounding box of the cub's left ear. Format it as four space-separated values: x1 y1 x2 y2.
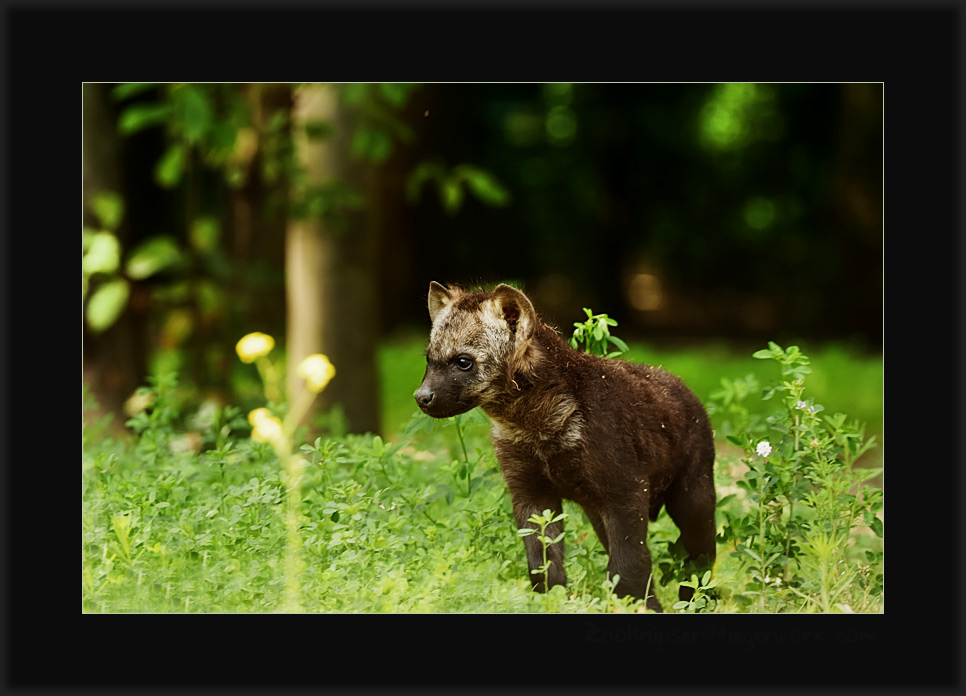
491 284 536 342
428 281 460 322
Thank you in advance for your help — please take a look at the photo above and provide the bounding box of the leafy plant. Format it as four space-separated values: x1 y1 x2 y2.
569 308 629 358
517 508 568 594
340 82 417 163
407 160 511 215
674 570 720 613
114 83 254 189
713 342 882 612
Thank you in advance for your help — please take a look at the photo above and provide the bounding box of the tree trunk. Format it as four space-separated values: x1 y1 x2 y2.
83 82 146 421
286 84 381 434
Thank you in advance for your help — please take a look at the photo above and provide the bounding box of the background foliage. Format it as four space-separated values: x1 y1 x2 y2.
83 82 882 430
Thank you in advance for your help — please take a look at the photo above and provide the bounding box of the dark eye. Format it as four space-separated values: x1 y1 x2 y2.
455 356 474 371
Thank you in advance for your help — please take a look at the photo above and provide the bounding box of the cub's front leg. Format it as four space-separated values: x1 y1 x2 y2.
499 461 568 593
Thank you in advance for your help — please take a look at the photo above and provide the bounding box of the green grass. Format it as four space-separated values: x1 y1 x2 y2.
82 405 655 613
83 337 882 613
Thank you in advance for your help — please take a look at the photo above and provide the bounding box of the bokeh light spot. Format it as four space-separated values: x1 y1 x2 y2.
628 273 663 311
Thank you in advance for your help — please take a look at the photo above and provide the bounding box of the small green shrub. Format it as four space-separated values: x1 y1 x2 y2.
568 307 629 357
517 508 568 592
709 342 882 612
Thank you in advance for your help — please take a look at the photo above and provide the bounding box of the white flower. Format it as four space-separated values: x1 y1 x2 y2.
756 440 773 458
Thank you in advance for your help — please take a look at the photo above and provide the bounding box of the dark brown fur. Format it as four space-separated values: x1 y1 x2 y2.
414 282 716 611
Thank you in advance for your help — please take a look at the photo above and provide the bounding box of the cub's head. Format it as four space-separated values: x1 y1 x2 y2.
414 281 537 418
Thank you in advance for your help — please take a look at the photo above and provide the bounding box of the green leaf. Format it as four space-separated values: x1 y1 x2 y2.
340 83 369 106
870 516 883 538
190 217 220 253
111 83 160 101
208 122 239 158
86 278 130 332
367 130 392 162
741 547 762 563
154 143 185 188
752 349 773 360
82 227 97 253
176 85 214 143
118 103 172 135
125 236 184 279
377 83 413 107
458 166 511 207
607 335 629 353
89 191 125 230
351 126 391 162
82 231 121 276
439 178 464 214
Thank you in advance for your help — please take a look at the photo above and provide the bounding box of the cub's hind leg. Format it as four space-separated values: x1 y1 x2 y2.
664 463 717 603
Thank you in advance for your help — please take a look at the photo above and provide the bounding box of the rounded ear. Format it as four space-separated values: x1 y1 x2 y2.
491 284 536 341
428 281 460 322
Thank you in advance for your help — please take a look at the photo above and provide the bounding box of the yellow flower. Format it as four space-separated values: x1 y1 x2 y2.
235 332 275 363
297 354 336 393
248 408 283 444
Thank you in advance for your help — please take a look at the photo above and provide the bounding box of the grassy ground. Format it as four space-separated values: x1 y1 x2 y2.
83 336 882 613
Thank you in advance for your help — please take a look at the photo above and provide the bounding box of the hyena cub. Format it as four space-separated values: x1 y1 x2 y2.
414 282 716 611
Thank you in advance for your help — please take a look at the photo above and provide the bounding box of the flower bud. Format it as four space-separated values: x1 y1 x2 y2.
248 408 284 444
235 332 275 363
297 354 336 393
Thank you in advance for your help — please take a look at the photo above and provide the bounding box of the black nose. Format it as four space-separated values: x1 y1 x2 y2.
414 386 435 408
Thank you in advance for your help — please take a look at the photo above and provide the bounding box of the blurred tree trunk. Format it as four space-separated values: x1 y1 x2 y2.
286 84 381 434
82 82 146 420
